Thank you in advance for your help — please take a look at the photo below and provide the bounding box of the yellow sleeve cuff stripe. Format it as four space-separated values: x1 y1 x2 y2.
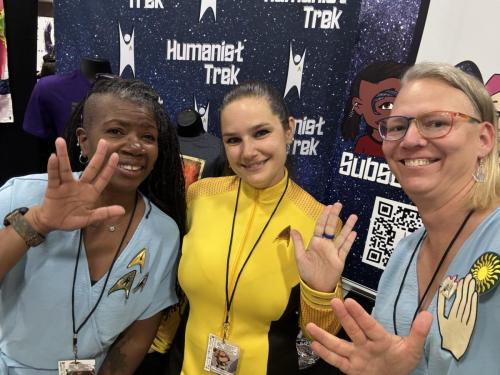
299 279 343 336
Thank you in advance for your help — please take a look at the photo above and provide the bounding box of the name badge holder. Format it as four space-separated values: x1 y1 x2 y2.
58 359 96 375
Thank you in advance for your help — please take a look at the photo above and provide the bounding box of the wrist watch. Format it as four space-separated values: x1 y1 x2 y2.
3 207 46 247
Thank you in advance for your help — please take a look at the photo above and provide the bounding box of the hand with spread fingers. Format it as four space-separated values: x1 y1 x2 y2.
29 137 125 235
307 298 433 375
291 202 358 292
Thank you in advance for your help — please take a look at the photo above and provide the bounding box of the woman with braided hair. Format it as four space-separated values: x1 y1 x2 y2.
0 77 186 374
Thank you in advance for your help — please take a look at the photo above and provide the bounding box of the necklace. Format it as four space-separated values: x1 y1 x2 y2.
89 221 120 232
392 209 474 335
107 224 118 232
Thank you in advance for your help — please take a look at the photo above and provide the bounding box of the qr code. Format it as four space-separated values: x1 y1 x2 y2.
362 197 422 270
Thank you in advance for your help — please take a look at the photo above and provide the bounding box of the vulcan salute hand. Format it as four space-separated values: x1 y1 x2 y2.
307 298 433 375
291 202 357 292
29 138 125 235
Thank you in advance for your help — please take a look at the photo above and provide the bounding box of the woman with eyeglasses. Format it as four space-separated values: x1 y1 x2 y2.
0 78 186 374
306 62 500 375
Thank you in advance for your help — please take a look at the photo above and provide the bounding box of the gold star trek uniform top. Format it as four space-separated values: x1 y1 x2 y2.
158 171 343 375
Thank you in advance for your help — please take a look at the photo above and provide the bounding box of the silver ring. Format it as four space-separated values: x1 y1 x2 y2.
322 233 335 240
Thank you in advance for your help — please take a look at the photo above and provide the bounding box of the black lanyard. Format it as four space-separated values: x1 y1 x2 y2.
71 193 138 360
223 177 289 340
393 209 474 335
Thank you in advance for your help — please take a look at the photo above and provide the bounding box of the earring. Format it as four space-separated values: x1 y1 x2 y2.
79 151 89 165
473 158 486 183
348 106 355 119
286 138 294 154
348 103 359 119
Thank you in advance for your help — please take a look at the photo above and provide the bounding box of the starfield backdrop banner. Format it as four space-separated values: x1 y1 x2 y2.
54 0 429 296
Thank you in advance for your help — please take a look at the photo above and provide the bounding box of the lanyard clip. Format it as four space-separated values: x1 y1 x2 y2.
222 314 230 342
73 334 78 362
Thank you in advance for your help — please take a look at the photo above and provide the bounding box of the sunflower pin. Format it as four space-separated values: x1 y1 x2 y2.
469 252 500 295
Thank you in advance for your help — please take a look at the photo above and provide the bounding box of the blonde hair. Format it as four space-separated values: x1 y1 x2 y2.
402 62 500 210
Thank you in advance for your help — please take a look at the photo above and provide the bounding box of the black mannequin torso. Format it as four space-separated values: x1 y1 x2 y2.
80 57 112 82
175 108 226 181
176 109 205 137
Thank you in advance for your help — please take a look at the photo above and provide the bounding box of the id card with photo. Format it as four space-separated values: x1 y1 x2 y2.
204 333 240 375
58 359 96 375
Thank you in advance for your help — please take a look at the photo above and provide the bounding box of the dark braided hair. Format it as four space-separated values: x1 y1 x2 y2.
64 77 186 237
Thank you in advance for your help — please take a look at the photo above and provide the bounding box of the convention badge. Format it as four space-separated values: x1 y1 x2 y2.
469 252 500 295
58 359 96 375
296 330 319 370
204 333 240 375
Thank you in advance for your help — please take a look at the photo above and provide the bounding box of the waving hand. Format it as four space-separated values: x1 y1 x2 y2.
292 203 357 292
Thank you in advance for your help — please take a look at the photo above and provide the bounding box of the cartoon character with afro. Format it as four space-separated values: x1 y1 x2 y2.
340 61 409 158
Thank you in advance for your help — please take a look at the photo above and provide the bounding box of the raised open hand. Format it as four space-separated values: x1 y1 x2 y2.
291 203 357 292
307 298 433 375
30 138 125 234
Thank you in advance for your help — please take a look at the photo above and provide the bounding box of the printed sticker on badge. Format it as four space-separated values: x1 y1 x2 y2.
58 359 96 375
440 275 459 299
204 333 240 375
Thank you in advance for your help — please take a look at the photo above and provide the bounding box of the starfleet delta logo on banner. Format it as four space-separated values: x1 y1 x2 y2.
119 23 135 77
166 40 244 85
200 0 216 21
194 96 210 131
264 0 347 29
284 43 324 157
284 43 306 98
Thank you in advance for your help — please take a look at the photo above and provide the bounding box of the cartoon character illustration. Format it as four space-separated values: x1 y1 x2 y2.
340 62 409 158
485 74 500 117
